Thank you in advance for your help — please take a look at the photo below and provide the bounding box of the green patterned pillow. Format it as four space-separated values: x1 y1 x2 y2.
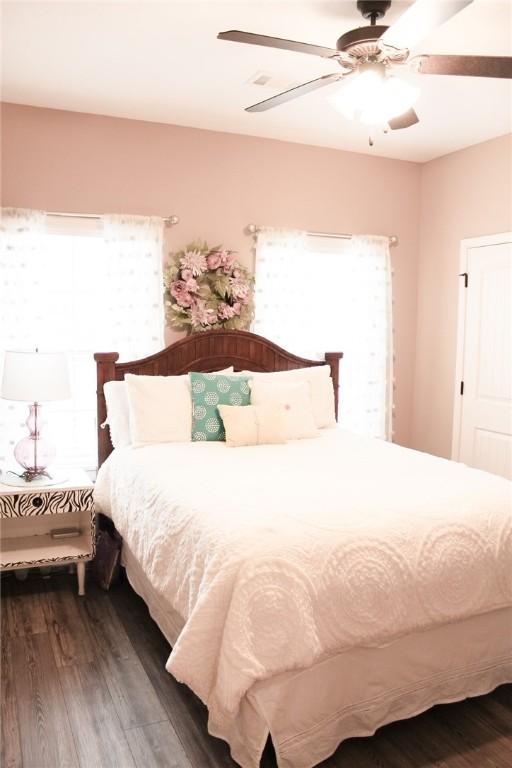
189 372 251 441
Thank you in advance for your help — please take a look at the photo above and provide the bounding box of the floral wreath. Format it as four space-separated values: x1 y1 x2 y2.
164 241 254 332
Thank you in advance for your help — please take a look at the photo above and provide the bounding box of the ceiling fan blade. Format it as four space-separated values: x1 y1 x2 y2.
218 30 339 59
388 108 419 130
416 55 512 79
245 73 342 113
380 0 474 51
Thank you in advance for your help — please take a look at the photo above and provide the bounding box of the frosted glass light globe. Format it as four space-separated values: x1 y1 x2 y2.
329 70 419 127
360 77 419 125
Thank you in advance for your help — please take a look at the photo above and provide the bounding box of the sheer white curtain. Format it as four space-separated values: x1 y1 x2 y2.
253 228 308 347
0 208 46 471
102 214 165 361
253 229 393 440
0 209 165 471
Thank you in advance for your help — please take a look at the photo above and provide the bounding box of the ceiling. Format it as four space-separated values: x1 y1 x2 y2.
1 0 511 162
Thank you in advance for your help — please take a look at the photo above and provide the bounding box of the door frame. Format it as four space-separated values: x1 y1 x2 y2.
451 232 512 460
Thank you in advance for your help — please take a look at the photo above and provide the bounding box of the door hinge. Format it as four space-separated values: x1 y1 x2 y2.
459 272 468 288
460 381 464 396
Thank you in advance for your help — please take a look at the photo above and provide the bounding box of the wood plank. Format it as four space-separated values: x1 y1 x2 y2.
477 695 512 735
1 636 22 768
12 633 79 768
333 732 413 768
76 579 167 729
77 586 137 660
108 575 163 653
41 576 95 667
125 721 192 768
59 661 136 768
110 579 239 768
430 696 512 768
99 651 168 729
385 708 480 768
1 573 47 638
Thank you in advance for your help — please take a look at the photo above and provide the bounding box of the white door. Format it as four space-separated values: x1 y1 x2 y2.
453 234 512 479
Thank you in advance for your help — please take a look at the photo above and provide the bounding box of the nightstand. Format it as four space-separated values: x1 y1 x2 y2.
0 469 95 595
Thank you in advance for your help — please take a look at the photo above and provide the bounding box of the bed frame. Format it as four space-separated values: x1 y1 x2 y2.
94 329 342 468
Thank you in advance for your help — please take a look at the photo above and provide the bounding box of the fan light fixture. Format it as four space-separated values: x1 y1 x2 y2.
218 0 512 127
328 63 419 125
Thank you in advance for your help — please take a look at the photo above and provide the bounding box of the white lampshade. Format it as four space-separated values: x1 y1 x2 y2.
1 351 71 402
329 71 419 126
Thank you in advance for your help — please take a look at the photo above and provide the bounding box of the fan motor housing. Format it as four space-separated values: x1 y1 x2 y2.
336 25 388 58
357 1 391 21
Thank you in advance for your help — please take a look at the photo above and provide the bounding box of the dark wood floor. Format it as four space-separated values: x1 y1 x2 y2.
1 571 511 768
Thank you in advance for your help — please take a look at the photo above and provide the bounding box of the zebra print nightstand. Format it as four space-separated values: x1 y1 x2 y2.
0 470 95 595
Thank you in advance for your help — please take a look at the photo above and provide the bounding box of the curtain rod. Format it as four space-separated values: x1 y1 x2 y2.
246 223 398 247
46 211 180 227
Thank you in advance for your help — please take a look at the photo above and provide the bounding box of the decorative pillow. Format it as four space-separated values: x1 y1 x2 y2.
242 366 336 429
218 404 288 447
125 367 233 445
189 373 251 441
104 381 131 448
249 380 318 441
126 374 192 444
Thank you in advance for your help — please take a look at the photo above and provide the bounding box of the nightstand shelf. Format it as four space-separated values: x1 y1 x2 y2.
1 532 93 566
0 469 95 595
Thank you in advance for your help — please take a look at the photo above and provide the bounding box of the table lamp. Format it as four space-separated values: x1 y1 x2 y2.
1 350 71 484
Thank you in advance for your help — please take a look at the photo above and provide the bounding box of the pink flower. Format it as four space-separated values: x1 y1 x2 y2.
190 299 217 327
184 277 199 292
170 280 193 308
170 280 191 304
218 302 236 320
177 293 193 308
230 277 249 300
181 268 193 281
232 268 241 279
207 253 222 270
232 302 241 316
180 250 207 276
220 250 235 273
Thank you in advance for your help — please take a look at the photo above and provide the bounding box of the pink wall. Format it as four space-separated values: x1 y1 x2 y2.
1 102 420 446
412 134 512 458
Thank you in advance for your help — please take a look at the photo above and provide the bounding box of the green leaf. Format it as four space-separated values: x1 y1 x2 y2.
213 274 231 298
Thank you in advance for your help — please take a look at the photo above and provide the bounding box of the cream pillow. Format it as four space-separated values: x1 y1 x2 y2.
249 380 318 441
242 366 336 429
218 403 288 447
104 380 131 448
125 367 233 444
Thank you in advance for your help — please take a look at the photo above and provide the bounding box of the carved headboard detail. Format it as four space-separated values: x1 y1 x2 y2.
94 329 343 468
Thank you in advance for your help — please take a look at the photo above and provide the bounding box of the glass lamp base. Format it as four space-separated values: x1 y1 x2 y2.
1 471 67 488
13 468 53 483
13 402 56 479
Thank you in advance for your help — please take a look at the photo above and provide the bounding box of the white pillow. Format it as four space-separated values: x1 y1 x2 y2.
249 380 318 441
104 380 131 448
218 403 289 447
124 367 233 445
126 373 192 444
243 366 336 429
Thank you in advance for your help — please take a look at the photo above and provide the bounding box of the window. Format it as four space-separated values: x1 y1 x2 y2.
253 229 393 439
0 210 164 471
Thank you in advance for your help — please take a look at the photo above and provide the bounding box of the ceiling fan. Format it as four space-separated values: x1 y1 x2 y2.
218 0 512 131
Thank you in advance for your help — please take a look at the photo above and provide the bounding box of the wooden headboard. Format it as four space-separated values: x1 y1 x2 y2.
94 329 343 468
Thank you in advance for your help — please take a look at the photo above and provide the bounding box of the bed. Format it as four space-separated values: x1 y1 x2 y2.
93 330 512 768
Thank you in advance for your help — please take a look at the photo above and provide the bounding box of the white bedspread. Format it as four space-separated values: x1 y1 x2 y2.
94 430 512 749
